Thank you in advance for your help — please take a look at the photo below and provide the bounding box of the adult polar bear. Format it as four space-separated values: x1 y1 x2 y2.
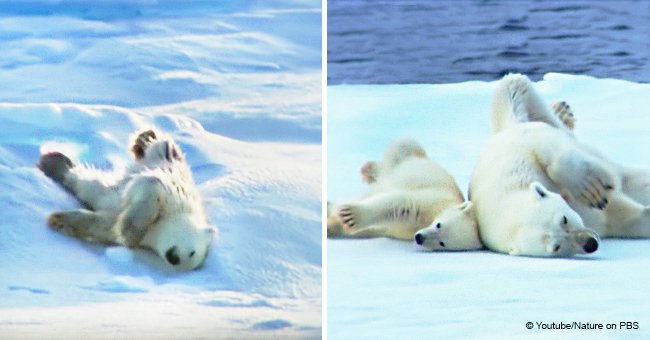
328 138 482 251
38 128 215 271
471 74 650 257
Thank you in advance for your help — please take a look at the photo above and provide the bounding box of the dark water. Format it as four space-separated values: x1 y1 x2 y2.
328 0 650 84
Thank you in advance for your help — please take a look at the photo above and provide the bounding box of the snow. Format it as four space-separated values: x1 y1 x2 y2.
0 1 321 338
327 74 650 339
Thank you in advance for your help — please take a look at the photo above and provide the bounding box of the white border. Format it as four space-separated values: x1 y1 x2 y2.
321 0 328 337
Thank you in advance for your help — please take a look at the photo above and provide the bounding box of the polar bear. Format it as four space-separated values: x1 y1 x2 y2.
38 128 215 271
543 100 650 241
546 96 650 240
470 73 650 257
328 138 482 251
512 76 650 240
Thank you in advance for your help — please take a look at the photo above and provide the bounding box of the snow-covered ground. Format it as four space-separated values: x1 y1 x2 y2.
0 1 321 338
327 74 650 339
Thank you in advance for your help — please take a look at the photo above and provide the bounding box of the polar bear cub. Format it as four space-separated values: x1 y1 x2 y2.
38 128 215 271
471 74 650 257
328 138 482 251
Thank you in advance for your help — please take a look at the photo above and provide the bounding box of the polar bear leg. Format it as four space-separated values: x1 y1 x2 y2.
620 167 650 205
118 176 164 247
337 192 419 230
336 190 436 239
65 172 120 210
381 138 427 171
130 129 184 165
603 191 650 237
360 161 379 184
327 201 395 238
545 149 616 209
38 152 73 184
48 209 117 244
327 207 392 238
327 215 346 238
326 201 343 237
143 140 184 165
358 139 427 184
130 129 158 160
39 152 117 210
492 74 567 132
345 223 393 238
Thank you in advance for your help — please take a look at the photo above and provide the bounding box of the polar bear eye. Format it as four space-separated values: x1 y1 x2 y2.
439 241 445 247
189 251 195 258
436 223 441 229
562 216 568 225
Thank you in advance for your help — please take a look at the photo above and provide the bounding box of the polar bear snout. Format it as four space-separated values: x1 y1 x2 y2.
573 230 600 254
581 236 599 254
165 246 180 265
414 229 441 247
414 233 424 245
414 224 448 250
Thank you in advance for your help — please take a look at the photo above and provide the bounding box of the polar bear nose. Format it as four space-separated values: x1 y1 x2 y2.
165 246 180 265
414 233 424 245
582 237 598 254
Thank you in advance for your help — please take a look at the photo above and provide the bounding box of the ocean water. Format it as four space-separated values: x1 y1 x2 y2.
328 0 650 84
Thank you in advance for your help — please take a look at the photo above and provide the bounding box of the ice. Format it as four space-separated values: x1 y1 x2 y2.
328 74 650 338
80 277 151 294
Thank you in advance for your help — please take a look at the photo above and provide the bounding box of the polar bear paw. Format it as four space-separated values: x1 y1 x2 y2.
47 212 79 237
337 204 372 230
548 153 615 210
38 152 73 184
130 129 158 160
360 161 379 184
577 171 613 210
552 101 575 130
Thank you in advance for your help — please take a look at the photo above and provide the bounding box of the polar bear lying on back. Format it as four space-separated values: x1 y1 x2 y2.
328 138 482 251
471 74 650 257
38 128 215 271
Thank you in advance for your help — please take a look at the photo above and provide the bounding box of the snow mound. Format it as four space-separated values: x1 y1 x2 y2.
0 104 321 335
1 103 321 336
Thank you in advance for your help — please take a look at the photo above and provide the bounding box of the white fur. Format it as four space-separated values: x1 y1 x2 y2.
491 73 569 134
471 74 650 257
46 129 214 271
328 138 482 251
414 201 481 251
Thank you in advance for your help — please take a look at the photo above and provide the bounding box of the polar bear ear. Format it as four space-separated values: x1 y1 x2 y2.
459 201 475 218
530 182 549 200
459 201 474 213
